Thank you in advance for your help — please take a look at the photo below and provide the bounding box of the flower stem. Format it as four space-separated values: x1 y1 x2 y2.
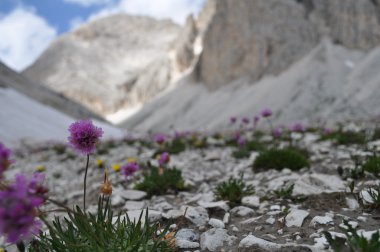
83 154 90 211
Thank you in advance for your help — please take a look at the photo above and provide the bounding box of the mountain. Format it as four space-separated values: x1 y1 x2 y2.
121 0 380 131
0 62 102 120
23 14 180 116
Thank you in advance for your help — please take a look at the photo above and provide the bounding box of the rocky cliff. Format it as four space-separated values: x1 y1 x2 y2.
23 14 180 116
193 0 380 88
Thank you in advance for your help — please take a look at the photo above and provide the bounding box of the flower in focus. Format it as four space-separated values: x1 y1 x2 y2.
122 162 139 178
260 108 273 118
273 127 283 138
154 134 166 145
68 120 103 155
230 117 237 124
291 122 305 133
100 171 112 196
158 152 170 167
241 117 250 124
0 173 47 243
0 143 12 179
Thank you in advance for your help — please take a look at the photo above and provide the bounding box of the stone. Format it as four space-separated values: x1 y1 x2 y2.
285 209 309 227
200 228 237 251
310 215 334 227
230 206 255 217
239 235 281 250
197 200 230 211
176 229 199 242
241 196 260 208
208 218 225 228
176 240 200 249
123 200 146 210
183 206 209 226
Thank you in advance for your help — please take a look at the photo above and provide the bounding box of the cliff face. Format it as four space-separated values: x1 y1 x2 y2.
195 0 380 89
23 14 180 116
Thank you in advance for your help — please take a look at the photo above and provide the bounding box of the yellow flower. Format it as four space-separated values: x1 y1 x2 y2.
112 164 121 172
96 159 104 168
35 165 46 172
0 248 5 252
127 157 137 163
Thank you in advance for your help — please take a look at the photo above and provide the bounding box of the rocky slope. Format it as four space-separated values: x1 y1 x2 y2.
122 0 380 132
0 62 101 120
23 14 180 116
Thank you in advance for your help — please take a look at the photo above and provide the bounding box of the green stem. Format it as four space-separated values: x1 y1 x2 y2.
83 154 90 211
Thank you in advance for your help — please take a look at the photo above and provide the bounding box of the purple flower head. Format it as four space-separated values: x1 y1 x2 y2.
260 108 273 118
254 116 260 125
241 117 250 124
234 131 241 140
0 142 12 179
154 134 166 145
272 127 283 138
68 120 103 155
0 173 47 243
230 117 237 124
122 162 139 178
291 122 305 133
158 152 170 167
323 127 333 135
237 137 246 148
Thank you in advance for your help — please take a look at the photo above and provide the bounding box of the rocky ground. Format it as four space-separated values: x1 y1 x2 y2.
3 124 380 252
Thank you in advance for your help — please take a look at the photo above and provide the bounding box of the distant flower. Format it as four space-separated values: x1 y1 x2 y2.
158 152 170 167
0 173 47 243
237 137 246 148
254 116 260 125
0 143 12 179
291 122 305 133
112 164 121 172
230 117 237 124
260 108 273 118
68 120 103 155
154 134 166 145
323 127 332 135
234 131 241 140
272 127 283 138
241 117 250 124
122 162 139 178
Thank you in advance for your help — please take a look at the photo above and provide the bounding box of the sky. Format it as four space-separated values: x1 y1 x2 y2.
0 0 205 72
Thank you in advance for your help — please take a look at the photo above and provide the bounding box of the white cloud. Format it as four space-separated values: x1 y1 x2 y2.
0 7 57 71
89 0 205 25
63 0 111 7
69 16 85 30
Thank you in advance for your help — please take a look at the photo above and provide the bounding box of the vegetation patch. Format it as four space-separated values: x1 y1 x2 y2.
214 176 254 206
253 148 309 171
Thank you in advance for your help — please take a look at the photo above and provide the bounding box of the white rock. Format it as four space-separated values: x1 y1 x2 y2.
197 200 230 211
200 228 237 251
242 196 260 208
176 240 200 249
346 197 360 209
309 215 334 227
223 213 230 224
209 218 225 228
176 229 199 241
230 206 255 217
285 209 309 227
183 206 209 226
239 235 281 250
266 217 276 225
113 188 147 200
123 200 146 210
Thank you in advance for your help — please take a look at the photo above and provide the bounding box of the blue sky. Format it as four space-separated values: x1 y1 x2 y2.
0 0 205 71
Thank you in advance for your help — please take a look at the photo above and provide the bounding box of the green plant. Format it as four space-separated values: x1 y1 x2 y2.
324 220 380 252
362 157 380 176
321 131 366 145
135 167 185 196
253 148 309 171
232 149 251 159
372 128 380 141
214 176 255 206
31 197 174 252
273 184 294 199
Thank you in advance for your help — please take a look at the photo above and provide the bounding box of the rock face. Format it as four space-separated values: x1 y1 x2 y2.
0 62 101 120
195 0 380 89
23 14 180 115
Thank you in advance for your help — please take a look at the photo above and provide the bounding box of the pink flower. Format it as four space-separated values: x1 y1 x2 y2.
230 117 237 124
0 173 47 243
291 122 305 132
68 120 103 155
260 108 273 118
241 117 250 124
273 127 283 138
159 152 170 166
154 134 166 145
122 162 139 178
